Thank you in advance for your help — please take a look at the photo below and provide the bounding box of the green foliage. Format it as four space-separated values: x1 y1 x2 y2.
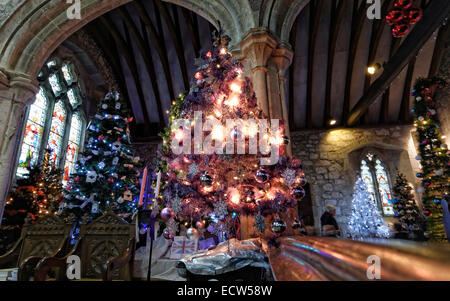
62 92 142 222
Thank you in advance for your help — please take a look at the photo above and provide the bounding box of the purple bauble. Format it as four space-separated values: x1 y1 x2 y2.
161 207 173 221
207 224 215 233
255 168 269 183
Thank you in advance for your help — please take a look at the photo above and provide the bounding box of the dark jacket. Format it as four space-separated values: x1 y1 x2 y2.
320 212 339 230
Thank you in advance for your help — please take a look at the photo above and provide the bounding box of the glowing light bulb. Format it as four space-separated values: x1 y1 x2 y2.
214 110 222 118
212 126 224 141
230 83 241 93
231 192 240 204
228 95 239 107
220 48 227 55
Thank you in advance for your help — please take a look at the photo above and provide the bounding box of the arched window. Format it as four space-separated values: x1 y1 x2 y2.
360 153 394 216
15 59 86 181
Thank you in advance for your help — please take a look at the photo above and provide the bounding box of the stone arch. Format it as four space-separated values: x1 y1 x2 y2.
0 0 243 85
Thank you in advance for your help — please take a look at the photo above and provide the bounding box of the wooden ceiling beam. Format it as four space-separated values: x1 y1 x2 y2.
155 0 189 90
132 0 176 101
306 0 324 129
323 0 345 127
116 7 166 129
347 0 450 126
341 1 370 125
429 21 450 77
181 8 201 57
99 16 152 133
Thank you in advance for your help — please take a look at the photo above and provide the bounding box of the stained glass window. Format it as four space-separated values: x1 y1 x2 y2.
47 101 66 166
359 153 394 216
48 73 62 95
375 159 394 215
62 63 73 83
16 58 85 180
63 113 82 185
67 88 80 108
16 88 48 177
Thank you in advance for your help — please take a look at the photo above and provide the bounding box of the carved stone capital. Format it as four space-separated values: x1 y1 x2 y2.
270 46 294 77
239 28 278 69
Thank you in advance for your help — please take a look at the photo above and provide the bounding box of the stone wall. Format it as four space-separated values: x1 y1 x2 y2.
291 125 421 236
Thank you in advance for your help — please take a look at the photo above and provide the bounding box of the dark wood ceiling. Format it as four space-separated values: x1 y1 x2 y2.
288 0 447 130
67 0 448 141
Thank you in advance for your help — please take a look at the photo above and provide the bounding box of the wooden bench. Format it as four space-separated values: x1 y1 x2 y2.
0 214 71 280
35 210 136 281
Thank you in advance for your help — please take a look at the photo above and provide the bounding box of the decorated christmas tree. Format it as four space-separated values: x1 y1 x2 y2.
1 148 63 253
348 178 391 239
61 91 142 222
154 31 306 240
411 77 449 242
392 171 424 240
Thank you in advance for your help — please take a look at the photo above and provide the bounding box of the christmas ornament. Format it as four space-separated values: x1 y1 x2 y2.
386 8 404 24
123 190 132 201
394 0 412 9
282 168 296 187
292 218 302 230
291 185 306 201
297 177 307 186
139 227 147 235
392 21 410 38
98 161 105 169
112 141 121 151
282 135 290 145
254 211 266 234
171 196 182 215
200 172 212 187
186 227 199 240
112 157 119 165
195 220 205 230
102 104 108 109
163 228 172 240
161 207 173 221
271 215 287 234
188 163 199 176
255 168 269 184
213 200 228 218
115 102 121 110
86 171 98 183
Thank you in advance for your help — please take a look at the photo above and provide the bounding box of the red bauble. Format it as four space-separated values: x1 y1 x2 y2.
407 7 422 24
98 135 104 141
74 176 80 182
394 0 413 9
108 178 114 183
392 22 410 38
423 210 431 216
386 8 404 25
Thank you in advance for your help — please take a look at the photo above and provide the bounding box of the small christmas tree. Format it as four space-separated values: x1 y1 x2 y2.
154 31 306 239
348 178 391 239
411 77 449 242
61 91 142 222
392 171 425 240
1 149 63 253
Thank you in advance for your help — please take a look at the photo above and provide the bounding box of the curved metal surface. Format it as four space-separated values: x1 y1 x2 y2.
267 236 450 281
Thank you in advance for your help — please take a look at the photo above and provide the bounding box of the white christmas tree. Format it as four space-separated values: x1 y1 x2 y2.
348 178 391 239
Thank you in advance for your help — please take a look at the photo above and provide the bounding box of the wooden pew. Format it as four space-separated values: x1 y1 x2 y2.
0 214 71 280
35 210 136 281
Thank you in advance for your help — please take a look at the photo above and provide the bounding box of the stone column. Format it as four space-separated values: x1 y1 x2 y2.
236 29 296 240
0 74 38 225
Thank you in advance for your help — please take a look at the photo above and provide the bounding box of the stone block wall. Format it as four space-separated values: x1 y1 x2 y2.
291 125 421 236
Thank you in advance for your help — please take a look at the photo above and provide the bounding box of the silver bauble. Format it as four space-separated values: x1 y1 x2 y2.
186 227 199 240
271 215 287 234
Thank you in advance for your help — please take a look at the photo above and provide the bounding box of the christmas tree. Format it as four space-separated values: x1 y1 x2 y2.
411 77 449 242
1 148 63 253
348 178 391 239
154 31 306 239
392 171 424 240
61 91 142 222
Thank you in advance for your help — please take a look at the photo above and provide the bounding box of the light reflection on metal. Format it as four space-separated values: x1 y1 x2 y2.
267 236 450 281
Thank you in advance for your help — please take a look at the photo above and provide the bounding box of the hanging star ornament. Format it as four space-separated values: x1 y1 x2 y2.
171 196 182 215
213 200 228 219
282 168 296 187
188 163 200 176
